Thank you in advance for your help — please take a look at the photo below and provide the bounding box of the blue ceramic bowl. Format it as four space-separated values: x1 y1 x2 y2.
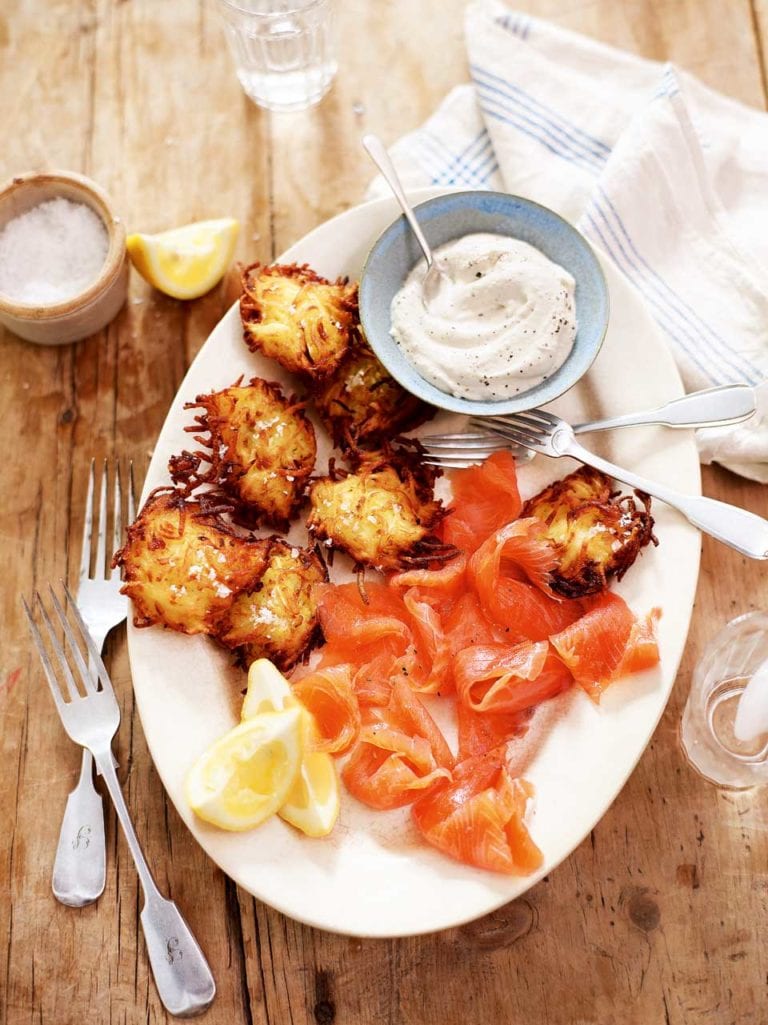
358 191 609 416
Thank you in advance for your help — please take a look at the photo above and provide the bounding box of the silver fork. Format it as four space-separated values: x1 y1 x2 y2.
421 384 757 468
467 408 768 560
52 460 135 907
24 585 216 1018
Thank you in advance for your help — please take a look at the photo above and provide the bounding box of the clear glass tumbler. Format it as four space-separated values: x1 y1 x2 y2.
681 611 768 788
215 0 337 113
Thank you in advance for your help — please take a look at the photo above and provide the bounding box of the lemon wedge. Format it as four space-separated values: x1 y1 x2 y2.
186 707 302 831
126 218 239 300
241 659 340 837
279 723 340 837
241 658 297 719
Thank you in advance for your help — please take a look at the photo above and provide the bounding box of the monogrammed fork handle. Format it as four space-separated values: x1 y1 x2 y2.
93 748 216 1017
52 752 106 906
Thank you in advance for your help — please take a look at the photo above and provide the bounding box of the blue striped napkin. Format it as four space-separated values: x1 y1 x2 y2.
371 0 768 482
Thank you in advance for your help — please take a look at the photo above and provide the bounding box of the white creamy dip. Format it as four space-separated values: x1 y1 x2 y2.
390 232 577 401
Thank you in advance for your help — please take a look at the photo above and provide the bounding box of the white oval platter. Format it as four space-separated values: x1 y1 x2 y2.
127 188 701 938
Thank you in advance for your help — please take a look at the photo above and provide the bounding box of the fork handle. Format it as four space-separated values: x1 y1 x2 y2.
572 384 756 433
52 749 106 907
92 749 216 1017
566 439 768 560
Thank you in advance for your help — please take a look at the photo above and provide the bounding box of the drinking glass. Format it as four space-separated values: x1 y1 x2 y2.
681 611 768 788
215 0 338 113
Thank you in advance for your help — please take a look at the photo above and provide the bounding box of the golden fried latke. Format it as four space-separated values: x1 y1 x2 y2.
169 377 316 530
521 466 656 598
216 539 327 672
240 263 358 379
313 338 431 448
307 446 455 571
114 489 270 634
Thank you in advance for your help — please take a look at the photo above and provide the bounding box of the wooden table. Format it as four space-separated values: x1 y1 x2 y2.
2 2 767 1022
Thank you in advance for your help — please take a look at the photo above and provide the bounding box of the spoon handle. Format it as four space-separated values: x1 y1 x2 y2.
362 134 434 268
573 384 756 433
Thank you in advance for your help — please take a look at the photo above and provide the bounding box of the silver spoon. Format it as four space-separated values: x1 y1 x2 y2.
362 133 448 305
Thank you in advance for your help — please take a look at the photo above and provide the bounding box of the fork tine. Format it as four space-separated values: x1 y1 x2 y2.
46 586 95 697
484 423 540 449
109 463 122 581
430 451 501 464
495 412 550 433
422 435 507 450
468 418 498 432
128 460 136 524
79 459 95 583
422 432 502 445
468 416 540 436
496 409 557 428
94 459 108 580
35 592 80 703
423 458 477 469
22 597 70 715
62 582 116 698
483 414 542 435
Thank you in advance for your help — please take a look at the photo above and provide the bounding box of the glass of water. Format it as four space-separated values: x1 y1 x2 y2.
215 0 337 113
681 611 768 788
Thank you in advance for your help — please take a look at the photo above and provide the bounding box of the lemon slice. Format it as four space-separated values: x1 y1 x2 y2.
126 218 239 300
241 658 296 719
186 707 302 831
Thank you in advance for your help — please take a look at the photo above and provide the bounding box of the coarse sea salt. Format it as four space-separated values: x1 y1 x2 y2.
0 197 109 305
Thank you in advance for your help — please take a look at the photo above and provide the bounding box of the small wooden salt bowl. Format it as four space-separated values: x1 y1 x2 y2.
0 170 128 345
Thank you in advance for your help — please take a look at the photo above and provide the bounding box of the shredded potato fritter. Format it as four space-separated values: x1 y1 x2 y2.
313 337 430 449
216 539 327 672
170 376 316 529
307 445 457 571
114 489 269 634
240 262 358 379
522 466 656 597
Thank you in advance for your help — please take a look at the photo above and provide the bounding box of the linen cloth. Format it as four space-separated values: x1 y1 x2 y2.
370 0 768 481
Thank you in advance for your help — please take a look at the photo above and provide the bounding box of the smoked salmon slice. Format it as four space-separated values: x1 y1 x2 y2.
476 571 586 643
469 518 560 597
456 701 532 760
352 653 406 707
616 607 662 677
550 591 660 699
443 592 498 654
468 518 587 641
291 665 361 755
442 451 522 554
389 553 467 597
455 642 573 715
342 741 450 810
342 680 454 810
400 588 454 695
317 582 413 663
412 756 542 874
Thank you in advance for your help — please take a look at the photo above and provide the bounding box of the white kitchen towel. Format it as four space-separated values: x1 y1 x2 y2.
371 0 768 482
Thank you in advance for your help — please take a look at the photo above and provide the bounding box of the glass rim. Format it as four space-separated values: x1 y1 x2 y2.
215 0 331 16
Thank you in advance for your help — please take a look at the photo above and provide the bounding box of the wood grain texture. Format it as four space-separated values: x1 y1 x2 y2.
1 1 767 1023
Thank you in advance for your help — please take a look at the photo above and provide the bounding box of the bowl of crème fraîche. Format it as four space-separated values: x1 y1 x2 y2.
358 190 609 417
